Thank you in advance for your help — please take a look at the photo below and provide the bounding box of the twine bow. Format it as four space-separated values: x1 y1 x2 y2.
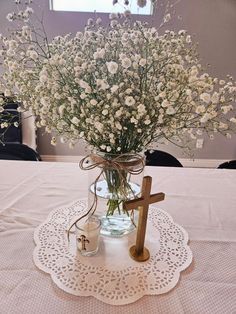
67 152 145 241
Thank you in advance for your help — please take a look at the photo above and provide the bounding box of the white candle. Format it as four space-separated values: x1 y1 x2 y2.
76 217 101 256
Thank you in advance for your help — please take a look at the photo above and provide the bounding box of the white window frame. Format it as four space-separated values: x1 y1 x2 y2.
49 0 153 16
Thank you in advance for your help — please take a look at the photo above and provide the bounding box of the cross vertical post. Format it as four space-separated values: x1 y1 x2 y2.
123 176 165 262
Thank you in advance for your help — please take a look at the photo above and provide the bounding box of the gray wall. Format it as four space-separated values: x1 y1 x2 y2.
0 0 236 159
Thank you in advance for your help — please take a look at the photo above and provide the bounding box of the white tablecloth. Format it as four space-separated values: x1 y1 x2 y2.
0 160 236 314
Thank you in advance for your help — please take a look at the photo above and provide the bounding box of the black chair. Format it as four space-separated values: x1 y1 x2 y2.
0 101 22 144
145 150 183 167
217 160 236 169
0 143 41 161
0 98 41 161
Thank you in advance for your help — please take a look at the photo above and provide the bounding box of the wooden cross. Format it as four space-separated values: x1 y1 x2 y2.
78 234 90 251
124 176 165 262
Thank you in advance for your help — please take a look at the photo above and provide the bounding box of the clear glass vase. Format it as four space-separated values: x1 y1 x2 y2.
87 152 145 237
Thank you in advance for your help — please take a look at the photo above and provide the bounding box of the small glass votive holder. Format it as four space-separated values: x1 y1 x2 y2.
75 216 101 256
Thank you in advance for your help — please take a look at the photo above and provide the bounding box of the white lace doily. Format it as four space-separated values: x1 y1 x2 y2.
33 200 192 305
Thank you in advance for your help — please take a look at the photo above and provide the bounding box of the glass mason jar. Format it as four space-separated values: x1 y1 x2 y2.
86 151 145 237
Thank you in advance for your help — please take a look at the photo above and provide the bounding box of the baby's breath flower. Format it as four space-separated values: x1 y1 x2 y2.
137 0 147 8
71 117 79 125
106 61 118 74
123 10 131 18
164 13 171 23
139 58 146 67
125 96 135 106
51 137 57 146
195 105 205 114
186 35 191 43
200 93 211 103
121 57 131 69
6 13 14 22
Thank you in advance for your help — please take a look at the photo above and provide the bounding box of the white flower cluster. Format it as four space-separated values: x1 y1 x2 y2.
6 1 33 23
113 0 148 9
0 3 236 153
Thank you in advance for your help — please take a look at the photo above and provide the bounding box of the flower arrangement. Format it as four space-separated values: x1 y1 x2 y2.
0 1 236 154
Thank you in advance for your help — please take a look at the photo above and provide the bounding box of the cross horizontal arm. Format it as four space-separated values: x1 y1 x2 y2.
124 192 165 211
150 192 165 204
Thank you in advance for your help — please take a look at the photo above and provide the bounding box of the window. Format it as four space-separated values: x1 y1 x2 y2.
50 0 152 15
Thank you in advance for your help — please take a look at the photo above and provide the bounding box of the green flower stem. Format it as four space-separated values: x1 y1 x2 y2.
104 168 132 216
